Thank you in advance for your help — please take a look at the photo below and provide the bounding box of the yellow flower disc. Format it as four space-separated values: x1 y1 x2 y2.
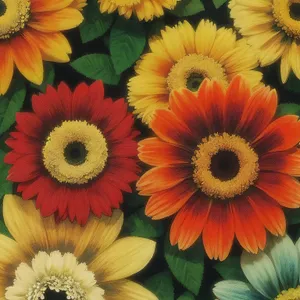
167 54 228 92
192 133 259 200
0 0 30 40
42 121 108 185
276 286 300 300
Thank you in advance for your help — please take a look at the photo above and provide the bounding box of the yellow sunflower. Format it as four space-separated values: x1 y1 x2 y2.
0 0 86 95
229 0 300 83
98 0 178 21
128 20 263 124
0 194 157 300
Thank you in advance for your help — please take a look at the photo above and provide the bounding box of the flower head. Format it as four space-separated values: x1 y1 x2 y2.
229 0 300 83
5 81 140 225
0 194 157 300
137 75 300 260
214 235 300 300
128 20 262 124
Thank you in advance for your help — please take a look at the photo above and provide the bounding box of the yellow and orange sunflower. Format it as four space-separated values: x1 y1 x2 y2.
137 76 300 261
128 20 263 124
0 0 86 95
98 0 177 21
229 0 300 83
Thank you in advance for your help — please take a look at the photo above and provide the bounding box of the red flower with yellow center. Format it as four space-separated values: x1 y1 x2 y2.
5 81 140 225
137 76 300 261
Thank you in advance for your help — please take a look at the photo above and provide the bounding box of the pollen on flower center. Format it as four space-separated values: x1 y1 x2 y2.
192 133 259 200
167 54 228 92
273 0 300 38
42 120 109 185
5 251 105 300
0 0 31 40
275 286 300 300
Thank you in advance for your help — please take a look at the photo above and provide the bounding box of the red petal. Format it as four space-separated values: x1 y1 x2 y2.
203 202 234 261
137 166 192 195
231 197 266 253
57 82 72 119
247 188 286 236
21 176 49 200
89 80 104 104
170 193 211 250
253 116 300 154
71 82 90 120
145 180 197 220
106 114 135 141
110 139 138 158
256 172 300 208
5 132 41 154
15 113 43 139
4 152 22 164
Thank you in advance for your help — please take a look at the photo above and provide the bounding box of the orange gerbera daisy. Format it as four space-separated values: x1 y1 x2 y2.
137 76 300 261
0 0 86 95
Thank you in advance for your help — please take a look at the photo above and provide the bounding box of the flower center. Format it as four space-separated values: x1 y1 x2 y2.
0 0 31 40
5 251 105 300
273 0 300 38
275 286 300 300
192 133 259 200
42 120 109 185
167 54 228 92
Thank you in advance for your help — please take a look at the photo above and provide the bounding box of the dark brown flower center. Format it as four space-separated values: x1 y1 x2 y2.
290 3 300 20
45 289 67 300
64 141 87 166
210 150 240 181
0 0 7 17
186 72 205 92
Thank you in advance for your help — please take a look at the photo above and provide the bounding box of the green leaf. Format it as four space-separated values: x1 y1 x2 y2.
147 19 166 37
123 208 164 238
276 103 300 117
287 209 300 225
71 54 120 85
0 79 26 135
0 150 12 199
177 291 195 300
172 0 205 17
214 256 246 281
284 73 300 93
0 220 12 238
145 271 174 300
126 193 147 208
213 0 228 8
80 0 114 43
165 237 204 295
31 63 55 92
110 17 146 74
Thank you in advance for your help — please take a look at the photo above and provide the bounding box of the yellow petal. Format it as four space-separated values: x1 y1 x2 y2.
280 47 292 83
290 42 300 79
89 237 156 282
0 44 14 95
195 19 217 56
28 8 84 32
177 21 196 54
70 0 87 10
31 0 74 12
149 36 173 62
103 280 158 300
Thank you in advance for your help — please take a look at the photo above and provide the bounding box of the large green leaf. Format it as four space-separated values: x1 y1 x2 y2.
214 256 246 281
31 63 55 93
0 79 26 135
276 103 300 117
123 208 164 238
177 291 195 300
80 0 114 43
71 54 120 85
0 150 12 199
213 0 228 8
172 0 205 17
110 17 146 74
165 237 204 295
145 271 174 300
0 220 11 238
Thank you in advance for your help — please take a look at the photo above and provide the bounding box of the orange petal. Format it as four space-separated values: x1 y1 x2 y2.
31 0 74 12
238 87 278 141
25 28 71 63
145 180 197 220
247 188 286 236
231 197 266 254
138 137 192 167
259 148 300 176
170 193 211 250
256 172 300 208
137 166 192 195
197 79 226 133
10 33 43 85
202 202 234 261
223 75 251 133
169 88 209 139
28 8 83 32
253 115 300 154
0 43 14 95
150 109 197 150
